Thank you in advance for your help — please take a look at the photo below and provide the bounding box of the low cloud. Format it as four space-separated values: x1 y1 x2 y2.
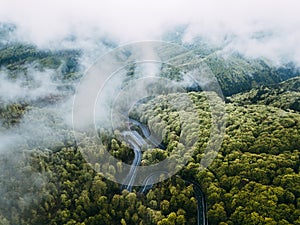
0 68 58 103
0 0 299 65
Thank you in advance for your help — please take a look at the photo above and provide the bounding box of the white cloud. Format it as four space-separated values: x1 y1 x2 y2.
0 68 59 103
0 0 300 64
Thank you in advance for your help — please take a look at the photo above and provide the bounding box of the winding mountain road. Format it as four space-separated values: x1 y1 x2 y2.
120 134 143 192
183 179 208 225
120 118 207 225
129 118 166 149
139 171 169 194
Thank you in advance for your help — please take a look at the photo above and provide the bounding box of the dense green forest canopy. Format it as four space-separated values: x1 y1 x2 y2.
0 26 300 224
228 77 300 112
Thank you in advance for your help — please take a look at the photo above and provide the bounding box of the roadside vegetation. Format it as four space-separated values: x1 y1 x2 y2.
0 28 299 224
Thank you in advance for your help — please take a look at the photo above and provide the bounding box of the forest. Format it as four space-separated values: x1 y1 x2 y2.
0 25 300 225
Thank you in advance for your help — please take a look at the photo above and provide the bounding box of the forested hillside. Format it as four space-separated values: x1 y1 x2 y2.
0 25 300 225
228 77 300 112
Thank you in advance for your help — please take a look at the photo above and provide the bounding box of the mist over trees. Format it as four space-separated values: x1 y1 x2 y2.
0 23 300 225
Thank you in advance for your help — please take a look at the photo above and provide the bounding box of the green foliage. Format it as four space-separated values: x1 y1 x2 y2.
0 43 81 80
229 76 300 112
0 89 299 225
204 54 299 96
0 44 49 67
0 37 300 225
0 103 28 128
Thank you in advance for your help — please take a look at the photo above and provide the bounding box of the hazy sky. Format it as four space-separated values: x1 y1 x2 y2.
0 0 300 64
